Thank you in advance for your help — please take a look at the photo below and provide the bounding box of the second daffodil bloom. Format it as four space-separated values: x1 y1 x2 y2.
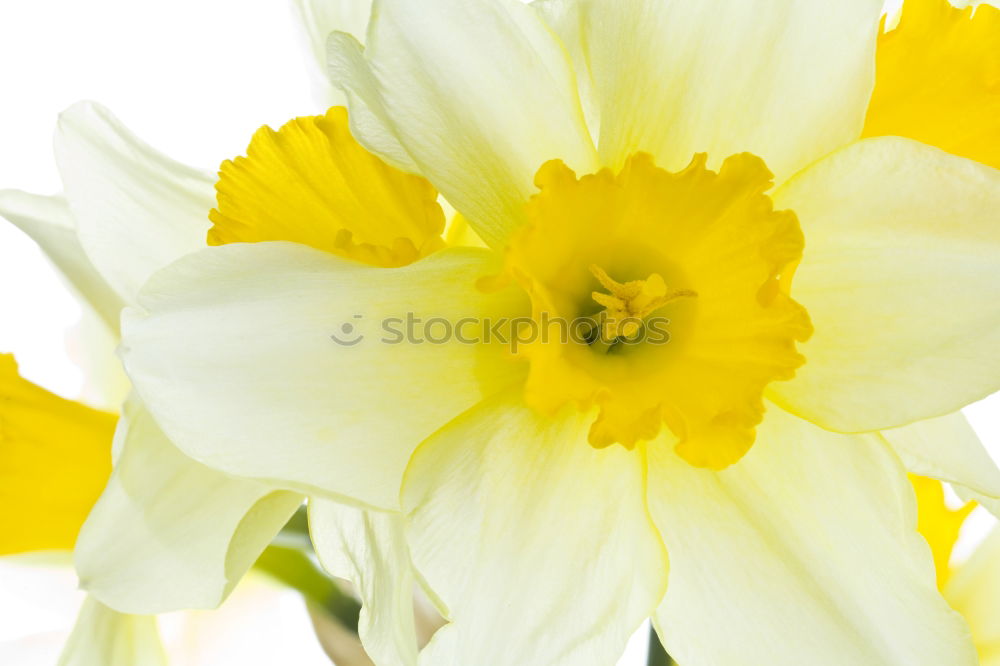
57 0 1000 663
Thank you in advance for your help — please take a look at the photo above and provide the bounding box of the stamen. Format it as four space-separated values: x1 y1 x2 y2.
588 264 696 347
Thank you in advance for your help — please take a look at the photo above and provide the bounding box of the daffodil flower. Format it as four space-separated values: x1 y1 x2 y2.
5 0 1000 664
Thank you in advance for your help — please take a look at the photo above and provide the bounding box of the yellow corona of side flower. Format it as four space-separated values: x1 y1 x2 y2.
0 351 168 665
0 354 113 556
912 476 1000 665
2 0 999 664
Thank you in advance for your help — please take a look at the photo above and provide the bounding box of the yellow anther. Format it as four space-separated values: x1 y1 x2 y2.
588 264 696 344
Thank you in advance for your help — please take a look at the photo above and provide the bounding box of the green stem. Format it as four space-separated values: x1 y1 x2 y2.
646 625 673 666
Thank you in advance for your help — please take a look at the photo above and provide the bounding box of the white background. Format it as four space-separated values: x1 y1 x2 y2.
0 1 996 665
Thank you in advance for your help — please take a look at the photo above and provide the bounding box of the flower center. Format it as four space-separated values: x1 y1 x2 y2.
587 264 696 348
504 152 812 468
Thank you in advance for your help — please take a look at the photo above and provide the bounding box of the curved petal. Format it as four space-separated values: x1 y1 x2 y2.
54 101 215 303
293 0 372 107
0 189 124 333
882 412 1000 520
310 499 418 666
121 243 527 510
0 353 115 555
401 392 668 666
559 0 882 180
75 397 302 614
57 597 165 666
771 137 1000 432
648 405 976 666
324 32 420 175
531 0 601 141
327 0 598 247
945 526 1000 665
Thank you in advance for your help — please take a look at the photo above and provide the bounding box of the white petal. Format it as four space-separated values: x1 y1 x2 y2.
771 137 1000 431
327 0 598 247
310 499 418 666
531 0 601 140
945 527 1000 665
562 0 882 180
75 397 302 614
649 405 976 666
54 101 215 304
293 0 372 107
402 392 668 666
881 412 1000 519
57 597 165 666
325 32 421 174
121 242 526 510
0 189 124 333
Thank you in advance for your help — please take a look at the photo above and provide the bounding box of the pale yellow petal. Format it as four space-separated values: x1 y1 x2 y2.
54 101 215 303
324 31 421 174
402 392 668 666
771 137 1000 431
945 527 1000 664
310 500 418 666
532 0 601 140
557 0 883 180
75 397 302 613
57 597 165 666
648 405 976 665
882 412 1000 521
121 243 527 510
292 0 372 107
